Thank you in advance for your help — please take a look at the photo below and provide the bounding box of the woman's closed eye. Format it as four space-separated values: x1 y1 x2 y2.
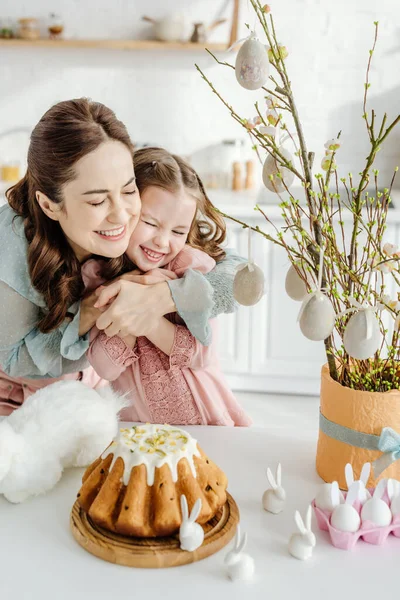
89 199 106 207
143 220 157 227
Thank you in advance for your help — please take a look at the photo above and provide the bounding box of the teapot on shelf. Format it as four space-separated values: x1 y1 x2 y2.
142 13 185 43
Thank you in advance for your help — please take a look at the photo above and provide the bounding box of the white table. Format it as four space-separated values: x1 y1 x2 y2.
1 396 399 600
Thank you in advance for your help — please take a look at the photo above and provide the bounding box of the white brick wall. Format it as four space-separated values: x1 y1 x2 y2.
0 0 399 188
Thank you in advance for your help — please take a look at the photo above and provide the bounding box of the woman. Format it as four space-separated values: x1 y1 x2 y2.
0 98 243 415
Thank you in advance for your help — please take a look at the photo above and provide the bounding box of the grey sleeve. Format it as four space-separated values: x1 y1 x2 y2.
167 248 246 345
0 281 89 378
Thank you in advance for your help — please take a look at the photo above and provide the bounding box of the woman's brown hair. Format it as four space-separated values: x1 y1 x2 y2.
7 98 134 333
132 147 226 261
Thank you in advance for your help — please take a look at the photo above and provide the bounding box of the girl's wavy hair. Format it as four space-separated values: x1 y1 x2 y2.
7 98 134 333
132 147 226 261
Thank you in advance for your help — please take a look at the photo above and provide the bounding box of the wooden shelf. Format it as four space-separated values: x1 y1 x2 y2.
0 39 227 51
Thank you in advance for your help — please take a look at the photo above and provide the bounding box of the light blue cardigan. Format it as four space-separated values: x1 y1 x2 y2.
0 204 244 379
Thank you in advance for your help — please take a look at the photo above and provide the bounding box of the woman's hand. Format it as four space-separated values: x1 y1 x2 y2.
94 280 176 338
119 268 178 285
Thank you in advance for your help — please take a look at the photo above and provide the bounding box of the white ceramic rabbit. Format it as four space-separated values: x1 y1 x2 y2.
345 462 371 504
179 495 204 552
361 478 392 527
387 478 400 518
288 505 316 560
262 463 286 514
331 481 361 532
315 480 344 513
224 525 255 581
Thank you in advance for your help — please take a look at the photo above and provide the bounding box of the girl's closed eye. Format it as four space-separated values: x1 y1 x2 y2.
173 230 186 236
143 220 157 227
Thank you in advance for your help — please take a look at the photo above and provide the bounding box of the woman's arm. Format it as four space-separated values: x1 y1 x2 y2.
167 248 246 344
0 281 90 378
94 248 245 345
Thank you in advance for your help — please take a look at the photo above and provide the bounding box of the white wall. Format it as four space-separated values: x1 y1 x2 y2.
0 0 399 190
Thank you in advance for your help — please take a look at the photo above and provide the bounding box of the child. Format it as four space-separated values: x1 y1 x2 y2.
84 147 251 427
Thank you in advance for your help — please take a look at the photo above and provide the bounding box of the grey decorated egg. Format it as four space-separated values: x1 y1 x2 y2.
343 310 381 360
299 293 336 341
235 37 269 91
285 264 312 301
262 148 295 193
233 264 265 306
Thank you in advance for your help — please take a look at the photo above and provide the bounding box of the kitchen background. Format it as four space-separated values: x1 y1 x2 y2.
0 0 399 396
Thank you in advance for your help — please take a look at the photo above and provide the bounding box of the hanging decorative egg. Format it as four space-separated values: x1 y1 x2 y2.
343 310 381 360
235 36 269 91
285 264 313 301
298 293 336 341
233 263 265 306
262 148 295 193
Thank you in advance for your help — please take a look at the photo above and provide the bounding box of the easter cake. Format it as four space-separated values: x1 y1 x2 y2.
76 424 228 537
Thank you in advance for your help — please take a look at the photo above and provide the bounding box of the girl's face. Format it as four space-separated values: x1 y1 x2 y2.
126 185 197 271
37 140 141 262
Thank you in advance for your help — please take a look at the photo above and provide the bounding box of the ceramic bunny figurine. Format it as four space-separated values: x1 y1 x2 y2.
179 495 204 552
361 478 392 527
262 463 286 514
315 480 344 513
288 505 316 560
345 462 371 504
387 478 400 518
224 525 255 581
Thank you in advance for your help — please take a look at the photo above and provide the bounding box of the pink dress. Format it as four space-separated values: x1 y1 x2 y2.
85 246 252 427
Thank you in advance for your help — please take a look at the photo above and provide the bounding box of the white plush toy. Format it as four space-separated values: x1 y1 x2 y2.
0 380 126 503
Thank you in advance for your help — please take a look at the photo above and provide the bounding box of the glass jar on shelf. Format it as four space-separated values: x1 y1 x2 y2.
215 139 245 189
17 18 40 40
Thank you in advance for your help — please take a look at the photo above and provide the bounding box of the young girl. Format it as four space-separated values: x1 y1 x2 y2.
84 147 251 427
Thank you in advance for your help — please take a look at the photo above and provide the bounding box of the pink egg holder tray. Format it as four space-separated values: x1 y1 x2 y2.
312 490 400 551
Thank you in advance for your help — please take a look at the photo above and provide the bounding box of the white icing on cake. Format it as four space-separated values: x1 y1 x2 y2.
101 424 201 486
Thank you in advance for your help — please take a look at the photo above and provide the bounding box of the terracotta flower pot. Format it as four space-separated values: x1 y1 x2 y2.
316 364 400 489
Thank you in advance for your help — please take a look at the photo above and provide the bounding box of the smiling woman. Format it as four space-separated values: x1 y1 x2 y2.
0 98 246 417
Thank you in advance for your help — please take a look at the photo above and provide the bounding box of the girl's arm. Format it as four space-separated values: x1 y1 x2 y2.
86 327 138 382
0 281 90 378
145 318 216 369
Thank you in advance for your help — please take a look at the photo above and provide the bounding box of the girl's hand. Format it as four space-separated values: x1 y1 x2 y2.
94 280 176 338
79 290 105 336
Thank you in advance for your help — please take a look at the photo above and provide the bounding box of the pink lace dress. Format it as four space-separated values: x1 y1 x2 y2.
84 246 252 427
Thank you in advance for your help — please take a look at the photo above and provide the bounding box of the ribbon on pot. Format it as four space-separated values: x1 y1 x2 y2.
319 412 400 477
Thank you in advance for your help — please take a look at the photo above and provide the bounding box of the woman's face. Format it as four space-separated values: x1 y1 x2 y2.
126 185 197 271
38 140 140 262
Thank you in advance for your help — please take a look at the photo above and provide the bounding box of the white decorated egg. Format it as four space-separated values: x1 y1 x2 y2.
299 293 336 341
315 483 344 512
285 264 313 301
361 498 392 527
330 504 361 533
343 310 381 360
262 148 295 193
233 263 265 306
235 37 270 90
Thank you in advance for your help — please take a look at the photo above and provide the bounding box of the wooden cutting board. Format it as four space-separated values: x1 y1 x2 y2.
70 492 239 568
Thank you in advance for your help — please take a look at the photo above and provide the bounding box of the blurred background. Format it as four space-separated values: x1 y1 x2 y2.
0 0 399 397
